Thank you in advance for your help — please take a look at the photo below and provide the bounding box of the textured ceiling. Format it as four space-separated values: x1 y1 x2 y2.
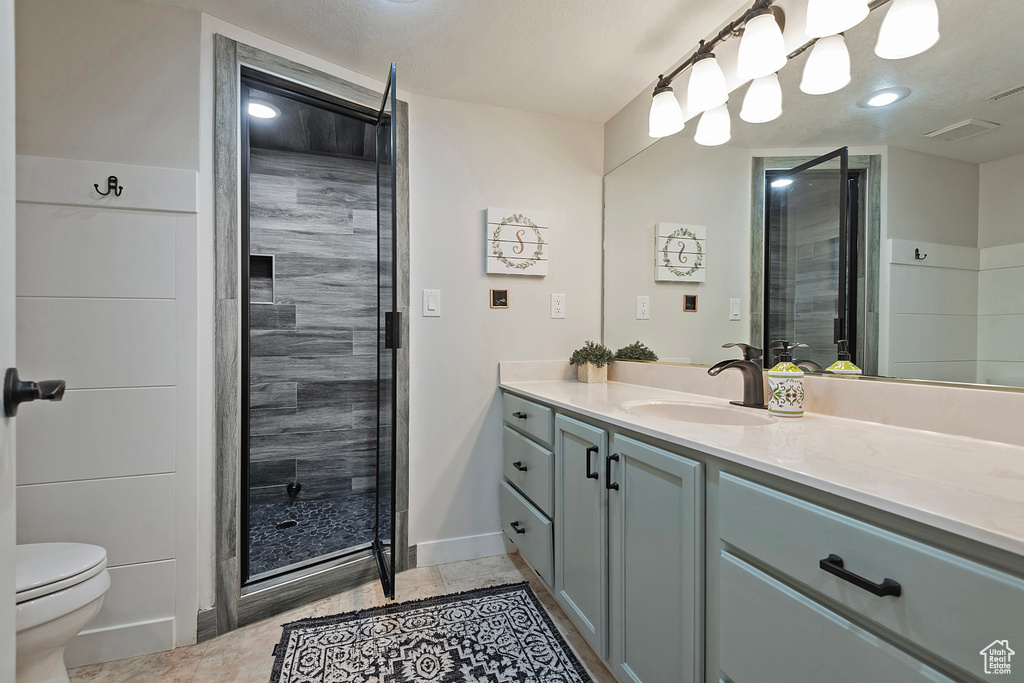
149 0 748 122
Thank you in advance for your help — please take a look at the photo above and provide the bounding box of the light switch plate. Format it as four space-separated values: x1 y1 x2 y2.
636 296 650 320
551 293 566 319
730 298 741 321
422 289 441 317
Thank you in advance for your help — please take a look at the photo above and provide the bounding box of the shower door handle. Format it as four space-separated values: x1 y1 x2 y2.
384 311 401 349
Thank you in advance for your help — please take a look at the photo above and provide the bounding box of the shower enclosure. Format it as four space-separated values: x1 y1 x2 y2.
240 65 398 595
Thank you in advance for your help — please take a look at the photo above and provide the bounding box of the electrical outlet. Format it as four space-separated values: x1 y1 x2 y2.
551 293 566 319
636 296 650 320
422 289 441 317
730 298 741 321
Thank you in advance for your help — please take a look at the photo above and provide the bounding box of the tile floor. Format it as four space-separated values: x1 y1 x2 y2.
68 552 616 683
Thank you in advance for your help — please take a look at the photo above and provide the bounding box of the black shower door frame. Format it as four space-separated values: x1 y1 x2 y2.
239 70 393 587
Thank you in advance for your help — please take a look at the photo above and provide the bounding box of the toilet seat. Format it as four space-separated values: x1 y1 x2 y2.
16 543 107 604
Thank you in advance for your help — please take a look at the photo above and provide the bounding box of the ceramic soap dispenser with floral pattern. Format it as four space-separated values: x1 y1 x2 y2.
826 340 862 376
768 341 808 418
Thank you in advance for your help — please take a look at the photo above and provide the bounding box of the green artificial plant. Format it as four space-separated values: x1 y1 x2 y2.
569 340 615 368
615 341 659 362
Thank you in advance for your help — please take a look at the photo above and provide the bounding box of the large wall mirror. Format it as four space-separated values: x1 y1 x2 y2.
603 0 1024 389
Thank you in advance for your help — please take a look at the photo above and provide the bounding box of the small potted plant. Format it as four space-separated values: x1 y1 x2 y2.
569 340 615 383
615 341 659 362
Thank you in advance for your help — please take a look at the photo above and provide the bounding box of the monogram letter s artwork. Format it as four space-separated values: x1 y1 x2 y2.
486 208 551 276
654 223 706 282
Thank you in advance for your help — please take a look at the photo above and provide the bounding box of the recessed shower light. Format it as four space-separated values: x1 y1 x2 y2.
771 178 793 188
857 87 911 109
248 102 280 119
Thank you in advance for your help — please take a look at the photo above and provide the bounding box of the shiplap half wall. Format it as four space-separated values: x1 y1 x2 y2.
14 156 199 666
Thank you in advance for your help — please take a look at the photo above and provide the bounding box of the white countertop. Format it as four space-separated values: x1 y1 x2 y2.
500 379 1024 558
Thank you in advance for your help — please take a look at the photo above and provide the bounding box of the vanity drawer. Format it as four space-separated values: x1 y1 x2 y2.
719 551 955 683
502 426 554 517
719 474 1024 679
502 393 553 447
500 480 553 586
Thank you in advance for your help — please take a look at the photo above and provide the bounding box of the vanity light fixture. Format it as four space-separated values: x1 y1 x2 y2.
805 0 869 39
800 34 852 95
248 101 280 119
694 104 732 146
740 73 783 123
687 52 730 113
875 0 940 60
737 9 788 81
649 85 686 138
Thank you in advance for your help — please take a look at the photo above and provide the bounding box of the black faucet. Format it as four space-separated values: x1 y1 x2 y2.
707 343 767 409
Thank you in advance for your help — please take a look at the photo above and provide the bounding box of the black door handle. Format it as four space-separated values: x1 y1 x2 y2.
605 453 620 490
585 445 599 479
510 521 526 534
4 368 66 418
819 554 901 597
512 411 528 419
512 461 528 472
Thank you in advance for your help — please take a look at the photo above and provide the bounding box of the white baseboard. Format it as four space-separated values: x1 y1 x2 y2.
64 617 175 668
415 531 508 566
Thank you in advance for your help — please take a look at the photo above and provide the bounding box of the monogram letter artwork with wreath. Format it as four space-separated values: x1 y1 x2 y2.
486 208 551 276
654 222 707 282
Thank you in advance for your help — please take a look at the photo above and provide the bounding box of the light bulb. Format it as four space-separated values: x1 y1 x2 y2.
800 35 851 95
649 87 685 138
875 0 939 60
805 0 869 38
737 10 787 81
694 104 732 146
248 102 280 119
740 73 783 123
686 53 729 113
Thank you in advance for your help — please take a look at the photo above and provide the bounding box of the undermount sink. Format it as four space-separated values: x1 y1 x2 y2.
622 400 775 427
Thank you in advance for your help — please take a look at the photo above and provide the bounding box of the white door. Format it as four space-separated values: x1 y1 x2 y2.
0 0 18 678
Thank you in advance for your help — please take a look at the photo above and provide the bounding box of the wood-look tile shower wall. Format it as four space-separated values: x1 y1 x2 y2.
248 147 379 503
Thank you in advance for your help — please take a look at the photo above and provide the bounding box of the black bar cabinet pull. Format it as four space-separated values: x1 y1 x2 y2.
512 411 528 419
512 461 528 472
605 453 620 490
510 521 526 535
585 445 599 479
819 554 901 597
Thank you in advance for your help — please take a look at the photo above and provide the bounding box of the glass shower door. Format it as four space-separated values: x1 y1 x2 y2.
764 147 855 369
373 63 398 598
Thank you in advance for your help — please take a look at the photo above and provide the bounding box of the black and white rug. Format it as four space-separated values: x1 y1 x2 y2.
269 582 593 683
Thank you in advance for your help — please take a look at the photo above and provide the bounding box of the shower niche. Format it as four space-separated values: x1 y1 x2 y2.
240 66 399 596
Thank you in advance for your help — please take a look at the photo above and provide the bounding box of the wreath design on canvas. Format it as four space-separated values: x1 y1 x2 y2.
661 226 704 277
491 214 545 270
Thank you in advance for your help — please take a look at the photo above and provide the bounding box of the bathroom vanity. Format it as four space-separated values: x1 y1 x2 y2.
498 364 1024 683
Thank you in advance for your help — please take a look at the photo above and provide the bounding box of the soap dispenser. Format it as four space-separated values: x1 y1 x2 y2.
826 340 862 375
768 341 808 418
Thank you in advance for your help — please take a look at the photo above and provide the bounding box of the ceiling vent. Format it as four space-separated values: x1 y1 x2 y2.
924 119 1001 142
986 84 1024 103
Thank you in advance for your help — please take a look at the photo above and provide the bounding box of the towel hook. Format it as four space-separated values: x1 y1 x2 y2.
94 175 123 197
914 248 927 261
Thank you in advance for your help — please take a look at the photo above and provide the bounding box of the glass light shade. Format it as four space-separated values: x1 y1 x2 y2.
248 102 280 119
875 0 939 60
805 0 869 38
686 55 729 113
800 35 851 95
737 11 787 81
740 73 783 123
649 89 685 138
694 104 732 146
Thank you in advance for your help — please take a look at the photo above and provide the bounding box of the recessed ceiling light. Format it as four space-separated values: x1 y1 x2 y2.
771 178 793 188
857 87 911 109
248 102 280 119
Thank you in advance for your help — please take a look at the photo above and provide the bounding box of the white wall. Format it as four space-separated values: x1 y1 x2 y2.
407 96 603 562
0 0 16 677
979 152 1024 249
603 133 751 365
886 147 979 248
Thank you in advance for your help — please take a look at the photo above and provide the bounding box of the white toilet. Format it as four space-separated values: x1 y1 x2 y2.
15 543 111 683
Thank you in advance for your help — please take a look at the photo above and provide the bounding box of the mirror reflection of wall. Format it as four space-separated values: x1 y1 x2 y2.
603 0 1024 389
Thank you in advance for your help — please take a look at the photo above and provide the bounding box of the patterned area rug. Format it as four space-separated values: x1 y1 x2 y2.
269 582 593 683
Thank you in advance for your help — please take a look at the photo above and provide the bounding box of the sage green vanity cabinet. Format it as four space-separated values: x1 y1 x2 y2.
608 435 704 683
554 414 610 657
